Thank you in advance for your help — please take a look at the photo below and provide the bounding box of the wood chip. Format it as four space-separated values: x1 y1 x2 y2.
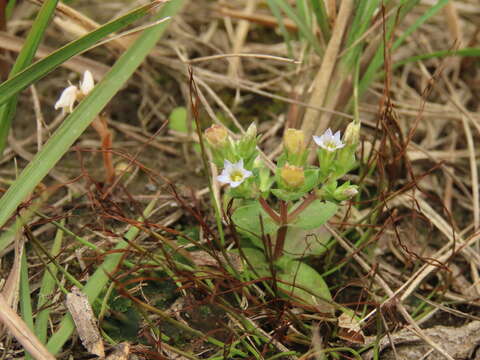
106 342 130 360
66 286 105 358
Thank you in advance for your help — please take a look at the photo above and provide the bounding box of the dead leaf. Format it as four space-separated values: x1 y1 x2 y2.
66 286 105 358
0 293 55 360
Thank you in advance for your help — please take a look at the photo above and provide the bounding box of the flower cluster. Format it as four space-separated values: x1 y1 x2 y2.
54 70 95 114
204 122 360 203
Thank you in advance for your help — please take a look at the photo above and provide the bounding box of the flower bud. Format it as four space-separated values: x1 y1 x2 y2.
342 186 358 198
284 128 305 154
205 124 228 148
333 184 358 201
280 164 305 189
246 123 257 139
343 121 360 146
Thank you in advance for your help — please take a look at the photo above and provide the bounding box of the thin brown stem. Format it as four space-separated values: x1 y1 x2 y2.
91 114 115 184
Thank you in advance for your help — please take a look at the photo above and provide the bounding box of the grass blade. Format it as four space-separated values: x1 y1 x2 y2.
270 0 323 55
0 0 58 154
34 221 65 344
396 47 480 66
358 0 447 97
310 0 330 40
266 0 294 57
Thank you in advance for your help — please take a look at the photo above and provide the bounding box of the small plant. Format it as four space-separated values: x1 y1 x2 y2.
204 122 360 312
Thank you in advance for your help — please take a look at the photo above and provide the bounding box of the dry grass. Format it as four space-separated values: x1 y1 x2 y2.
0 0 480 359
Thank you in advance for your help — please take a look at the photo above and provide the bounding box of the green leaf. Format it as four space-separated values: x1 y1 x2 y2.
292 200 337 230
231 202 279 246
235 247 271 278
168 106 190 132
277 258 332 312
271 189 304 201
283 225 331 257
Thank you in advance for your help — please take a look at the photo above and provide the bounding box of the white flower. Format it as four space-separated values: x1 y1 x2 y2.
54 85 78 113
217 159 252 188
55 70 95 113
79 70 94 96
313 128 345 152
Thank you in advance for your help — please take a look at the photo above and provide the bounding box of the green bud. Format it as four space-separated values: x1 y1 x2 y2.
284 128 305 155
205 124 228 148
343 121 360 146
246 123 257 139
333 184 358 201
342 186 358 198
280 164 305 189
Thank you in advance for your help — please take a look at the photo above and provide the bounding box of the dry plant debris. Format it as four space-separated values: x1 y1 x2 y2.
0 0 479 359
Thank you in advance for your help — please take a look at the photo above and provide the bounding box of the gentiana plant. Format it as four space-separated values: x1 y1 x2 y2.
204 121 360 313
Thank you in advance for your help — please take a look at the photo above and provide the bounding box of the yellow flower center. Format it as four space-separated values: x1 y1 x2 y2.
325 140 336 150
229 170 244 182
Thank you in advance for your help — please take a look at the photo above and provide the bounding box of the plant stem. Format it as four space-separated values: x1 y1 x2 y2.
287 192 317 222
258 196 281 223
273 200 288 260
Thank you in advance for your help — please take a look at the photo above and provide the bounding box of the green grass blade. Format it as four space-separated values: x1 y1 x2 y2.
0 0 58 154
296 0 311 30
266 0 294 57
343 0 380 69
358 0 448 96
0 1 182 231
269 0 323 55
310 0 330 40
0 1 160 108
396 47 480 66
393 0 449 50
34 221 64 344
20 250 34 360
358 0 447 97
6 0 16 19
0 190 51 253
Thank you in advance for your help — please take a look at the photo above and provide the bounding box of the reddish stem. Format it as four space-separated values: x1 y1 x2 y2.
273 201 289 260
258 197 281 224
287 192 317 223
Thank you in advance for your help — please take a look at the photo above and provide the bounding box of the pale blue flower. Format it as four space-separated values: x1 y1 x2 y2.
217 159 252 188
313 128 345 152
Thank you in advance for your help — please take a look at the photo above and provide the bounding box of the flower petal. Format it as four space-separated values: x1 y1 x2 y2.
312 135 322 146
242 169 253 178
217 173 230 184
54 85 78 113
230 180 243 188
80 70 94 95
223 159 233 169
